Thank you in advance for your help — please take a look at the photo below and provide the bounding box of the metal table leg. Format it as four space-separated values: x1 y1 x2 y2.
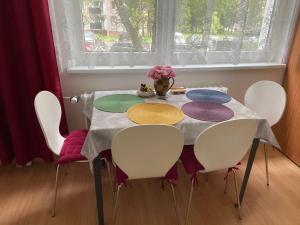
93 155 105 225
239 138 260 205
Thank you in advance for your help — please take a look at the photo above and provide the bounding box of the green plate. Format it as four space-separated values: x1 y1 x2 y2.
93 94 145 113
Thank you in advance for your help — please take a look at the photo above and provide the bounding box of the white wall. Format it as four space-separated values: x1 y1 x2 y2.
61 68 285 131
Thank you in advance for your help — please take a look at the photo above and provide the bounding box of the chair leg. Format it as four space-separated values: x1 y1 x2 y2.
170 183 181 225
113 184 122 225
185 180 194 225
52 164 60 217
264 143 270 186
233 170 241 219
104 159 115 198
224 172 230 194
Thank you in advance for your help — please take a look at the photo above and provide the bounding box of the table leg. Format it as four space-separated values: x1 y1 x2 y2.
239 138 260 205
93 155 105 225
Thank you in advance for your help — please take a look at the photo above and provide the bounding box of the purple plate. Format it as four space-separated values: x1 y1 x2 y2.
182 101 234 122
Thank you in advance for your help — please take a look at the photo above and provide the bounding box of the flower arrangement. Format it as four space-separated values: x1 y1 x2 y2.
147 65 176 80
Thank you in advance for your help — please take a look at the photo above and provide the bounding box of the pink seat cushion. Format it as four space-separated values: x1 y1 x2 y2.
116 164 178 185
99 149 112 162
57 129 88 164
180 145 205 175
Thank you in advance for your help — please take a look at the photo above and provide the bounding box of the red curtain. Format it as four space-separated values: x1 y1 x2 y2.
0 0 68 166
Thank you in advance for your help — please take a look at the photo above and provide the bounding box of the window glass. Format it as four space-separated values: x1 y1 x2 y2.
175 0 269 52
81 0 156 52
49 0 299 68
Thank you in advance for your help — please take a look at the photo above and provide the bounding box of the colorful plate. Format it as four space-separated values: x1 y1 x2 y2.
127 103 184 125
186 89 231 104
93 94 144 113
182 101 234 122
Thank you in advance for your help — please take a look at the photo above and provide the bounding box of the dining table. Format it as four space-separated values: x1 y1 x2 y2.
81 87 280 225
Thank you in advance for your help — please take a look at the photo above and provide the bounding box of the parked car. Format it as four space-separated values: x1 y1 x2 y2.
188 35 202 48
84 31 96 51
84 31 96 44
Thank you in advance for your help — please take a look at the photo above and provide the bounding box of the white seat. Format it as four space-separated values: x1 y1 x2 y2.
111 125 184 225
244 80 286 185
184 119 257 224
34 91 66 156
34 91 113 217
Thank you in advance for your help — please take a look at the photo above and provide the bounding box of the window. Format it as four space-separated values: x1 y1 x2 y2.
49 0 299 70
82 0 156 53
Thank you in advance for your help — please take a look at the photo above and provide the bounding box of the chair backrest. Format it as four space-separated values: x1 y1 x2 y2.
244 80 286 126
194 119 257 172
112 125 184 180
34 91 65 155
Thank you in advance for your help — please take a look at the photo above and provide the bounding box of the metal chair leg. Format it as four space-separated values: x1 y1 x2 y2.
170 183 181 225
224 172 230 194
113 184 122 225
264 143 270 186
104 159 115 198
185 180 194 225
52 164 60 217
233 170 241 219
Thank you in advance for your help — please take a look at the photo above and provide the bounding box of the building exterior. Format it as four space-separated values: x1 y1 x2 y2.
87 0 125 35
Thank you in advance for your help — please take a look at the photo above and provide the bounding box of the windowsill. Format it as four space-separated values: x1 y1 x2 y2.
66 63 286 74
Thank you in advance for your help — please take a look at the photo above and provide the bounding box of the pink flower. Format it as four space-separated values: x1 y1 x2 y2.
147 65 176 80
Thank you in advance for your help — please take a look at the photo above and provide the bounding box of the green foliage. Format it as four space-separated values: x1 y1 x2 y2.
176 0 265 37
96 34 118 42
84 0 267 51
123 0 155 37
211 11 222 35
214 0 237 34
142 36 152 44
176 0 207 34
244 0 267 35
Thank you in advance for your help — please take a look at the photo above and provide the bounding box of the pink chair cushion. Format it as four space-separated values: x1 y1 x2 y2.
116 166 128 185
181 145 240 184
180 145 205 175
115 164 178 185
57 129 88 164
99 149 112 162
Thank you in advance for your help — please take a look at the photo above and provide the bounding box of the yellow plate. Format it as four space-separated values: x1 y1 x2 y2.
127 103 184 125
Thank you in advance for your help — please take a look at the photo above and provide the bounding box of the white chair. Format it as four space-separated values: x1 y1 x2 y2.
111 125 184 225
181 119 257 224
244 80 286 185
34 91 113 217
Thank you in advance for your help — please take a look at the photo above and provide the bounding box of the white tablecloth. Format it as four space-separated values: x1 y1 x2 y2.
81 87 280 164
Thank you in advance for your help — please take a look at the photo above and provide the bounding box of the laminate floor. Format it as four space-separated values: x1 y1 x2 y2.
1 144 300 225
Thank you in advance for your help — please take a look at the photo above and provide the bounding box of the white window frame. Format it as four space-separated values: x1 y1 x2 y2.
49 0 300 72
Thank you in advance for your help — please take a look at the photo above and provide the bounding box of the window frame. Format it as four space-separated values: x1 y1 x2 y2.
49 0 300 72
